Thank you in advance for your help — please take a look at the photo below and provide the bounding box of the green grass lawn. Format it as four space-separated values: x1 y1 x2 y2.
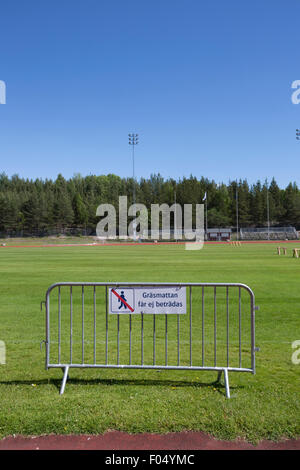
0 241 299 443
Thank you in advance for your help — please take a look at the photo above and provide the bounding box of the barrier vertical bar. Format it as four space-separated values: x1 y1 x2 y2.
46 290 50 369
251 292 256 374
153 315 156 365
129 315 132 365
226 286 229 368
105 286 108 365
177 314 180 367
117 314 120 365
239 287 242 368
202 287 204 366
93 286 96 364
165 314 168 366
58 286 61 364
82 286 84 364
70 286 73 364
141 313 144 365
214 286 217 367
190 286 192 366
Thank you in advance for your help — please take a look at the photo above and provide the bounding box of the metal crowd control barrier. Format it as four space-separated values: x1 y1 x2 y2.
41 282 257 397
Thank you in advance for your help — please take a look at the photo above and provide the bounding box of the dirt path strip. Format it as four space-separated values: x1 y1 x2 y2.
0 432 299 450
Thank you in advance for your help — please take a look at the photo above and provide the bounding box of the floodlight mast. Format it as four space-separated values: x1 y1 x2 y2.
296 129 300 140
128 133 139 241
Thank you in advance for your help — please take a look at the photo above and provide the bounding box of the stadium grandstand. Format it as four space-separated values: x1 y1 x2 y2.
240 227 299 241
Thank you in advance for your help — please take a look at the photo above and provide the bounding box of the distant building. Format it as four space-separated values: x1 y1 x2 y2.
207 228 231 241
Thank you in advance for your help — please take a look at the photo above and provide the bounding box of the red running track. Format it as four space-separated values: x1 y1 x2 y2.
0 431 299 450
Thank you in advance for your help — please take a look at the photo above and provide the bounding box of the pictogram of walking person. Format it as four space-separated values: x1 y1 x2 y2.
118 291 128 310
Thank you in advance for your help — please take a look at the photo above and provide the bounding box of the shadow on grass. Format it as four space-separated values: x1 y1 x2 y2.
0 373 242 397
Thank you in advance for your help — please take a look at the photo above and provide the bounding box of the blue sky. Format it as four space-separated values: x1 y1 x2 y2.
0 0 299 188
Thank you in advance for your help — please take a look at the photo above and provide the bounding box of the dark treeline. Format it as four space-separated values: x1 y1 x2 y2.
0 172 300 236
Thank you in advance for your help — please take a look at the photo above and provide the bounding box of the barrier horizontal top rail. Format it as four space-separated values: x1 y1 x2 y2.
45 281 255 294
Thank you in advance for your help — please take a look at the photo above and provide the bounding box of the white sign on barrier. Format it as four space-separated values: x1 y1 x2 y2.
109 286 186 314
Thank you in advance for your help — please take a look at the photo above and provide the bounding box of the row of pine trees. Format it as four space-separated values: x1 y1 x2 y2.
0 172 299 236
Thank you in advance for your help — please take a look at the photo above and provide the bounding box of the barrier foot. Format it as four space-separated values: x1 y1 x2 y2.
223 368 230 399
61 367 69 380
60 366 69 395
